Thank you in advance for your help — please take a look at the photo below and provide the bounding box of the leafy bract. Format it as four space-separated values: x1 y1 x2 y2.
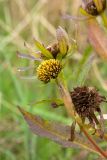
56 26 69 58
34 39 53 59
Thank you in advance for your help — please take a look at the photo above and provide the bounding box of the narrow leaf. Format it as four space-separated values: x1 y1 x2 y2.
88 19 107 60
34 39 53 59
17 66 35 72
19 107 100 154
56 26 69 57
24 42 42 59
93 0 103 12
74 46 93 86
30 98 63 106
79 7 93 17
19 76 37 80
17 51 41 61
62 13 90 21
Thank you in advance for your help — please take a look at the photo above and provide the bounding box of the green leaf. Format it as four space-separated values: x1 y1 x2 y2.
79 7 93 17
74 46 93 86
30 98 63 107
56 26 69 58
34 39 53 59
94 0 103 12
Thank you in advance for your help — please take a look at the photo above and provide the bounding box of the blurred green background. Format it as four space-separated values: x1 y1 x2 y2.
0 0 107 159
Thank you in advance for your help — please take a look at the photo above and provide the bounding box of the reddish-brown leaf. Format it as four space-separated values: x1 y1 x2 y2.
18 107 99 154
88 18 107 60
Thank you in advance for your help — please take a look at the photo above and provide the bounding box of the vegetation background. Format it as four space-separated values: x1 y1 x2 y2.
0 0 107 159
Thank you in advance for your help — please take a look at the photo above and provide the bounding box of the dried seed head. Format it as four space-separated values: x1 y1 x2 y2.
70 86 106 118
82 0 106 16
37 59 62 83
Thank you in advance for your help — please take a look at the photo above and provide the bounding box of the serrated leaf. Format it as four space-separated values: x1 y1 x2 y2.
56 26 69 58
34 39 53 59
19 107 100 154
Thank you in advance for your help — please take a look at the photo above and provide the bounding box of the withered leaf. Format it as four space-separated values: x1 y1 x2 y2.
18 107 99 154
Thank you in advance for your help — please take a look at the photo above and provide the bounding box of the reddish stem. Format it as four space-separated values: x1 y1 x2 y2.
82 127 107 158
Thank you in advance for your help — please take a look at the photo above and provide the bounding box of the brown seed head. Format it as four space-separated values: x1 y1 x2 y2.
70 86 106 118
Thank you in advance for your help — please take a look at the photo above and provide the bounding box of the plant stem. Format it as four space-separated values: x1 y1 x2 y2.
81 127 107 158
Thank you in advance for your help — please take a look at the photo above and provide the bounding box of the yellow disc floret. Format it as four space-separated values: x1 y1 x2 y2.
37 59 62 83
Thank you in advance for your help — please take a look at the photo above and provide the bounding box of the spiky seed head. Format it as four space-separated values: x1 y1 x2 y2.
70 86 106 118
82 0 106 16
37 59 62 83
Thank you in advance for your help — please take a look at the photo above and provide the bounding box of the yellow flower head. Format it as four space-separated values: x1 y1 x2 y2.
37 59 62 83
